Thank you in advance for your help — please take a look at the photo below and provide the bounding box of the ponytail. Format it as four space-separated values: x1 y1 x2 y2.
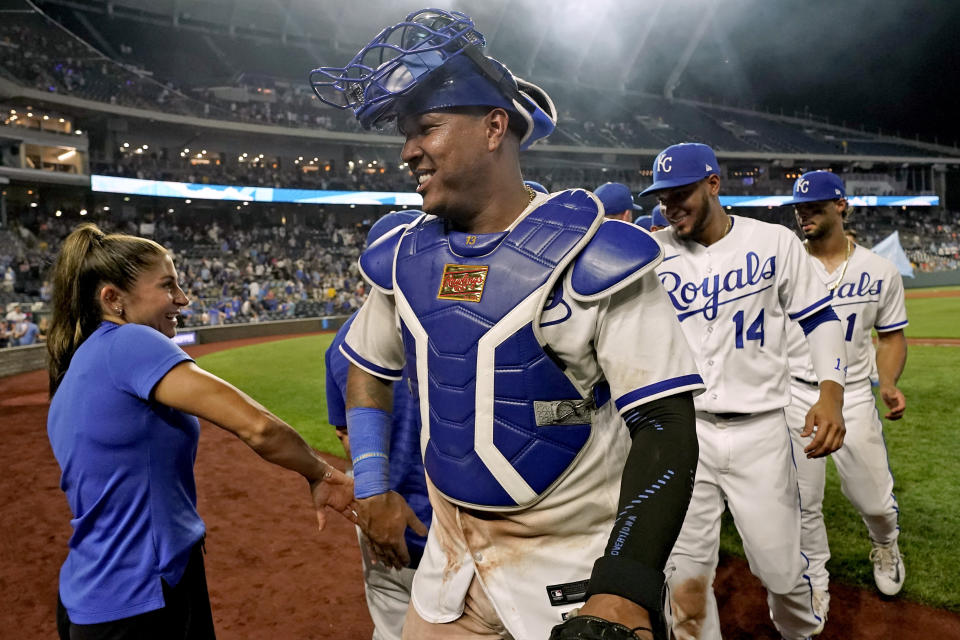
47 224 167 395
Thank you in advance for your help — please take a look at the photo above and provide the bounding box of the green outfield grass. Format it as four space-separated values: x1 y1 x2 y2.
197 334 342 456
904 294 960 338
198 335 960 612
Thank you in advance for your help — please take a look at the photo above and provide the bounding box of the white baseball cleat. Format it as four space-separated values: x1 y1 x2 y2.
811 589 829 634
869 540 905 596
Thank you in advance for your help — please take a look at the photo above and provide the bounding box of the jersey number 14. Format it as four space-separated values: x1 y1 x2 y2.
733 309 765 348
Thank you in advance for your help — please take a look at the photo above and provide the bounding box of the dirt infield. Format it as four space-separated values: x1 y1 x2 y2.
904 288 960 299
2 334 959 639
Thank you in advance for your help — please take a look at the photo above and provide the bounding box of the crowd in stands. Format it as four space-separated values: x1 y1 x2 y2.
5 7 955 158
2 198 959 343
1 209 373 339
852 207 960 273
0 16 214 118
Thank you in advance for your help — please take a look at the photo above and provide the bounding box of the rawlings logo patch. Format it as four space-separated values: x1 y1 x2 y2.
438 264 488 303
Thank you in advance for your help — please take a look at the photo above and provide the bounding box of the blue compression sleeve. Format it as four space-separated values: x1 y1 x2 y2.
346 407 392 499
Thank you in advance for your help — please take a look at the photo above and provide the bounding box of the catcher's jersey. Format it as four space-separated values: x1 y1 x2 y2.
654 216 833 414
787 244 908 384
343 194 703 636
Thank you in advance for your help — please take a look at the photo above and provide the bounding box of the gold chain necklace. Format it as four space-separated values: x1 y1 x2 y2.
524 185 537 203
806 238 853 292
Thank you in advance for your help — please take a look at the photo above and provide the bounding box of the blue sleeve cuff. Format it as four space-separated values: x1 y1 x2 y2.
347 407 392 499
798 306 839 335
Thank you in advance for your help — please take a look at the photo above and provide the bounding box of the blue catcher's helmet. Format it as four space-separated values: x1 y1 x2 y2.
309 8 556 150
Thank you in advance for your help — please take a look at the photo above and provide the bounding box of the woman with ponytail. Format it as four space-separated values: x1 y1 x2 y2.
47 224 357 640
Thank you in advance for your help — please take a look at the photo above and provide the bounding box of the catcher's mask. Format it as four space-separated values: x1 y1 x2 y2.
309 8 556 150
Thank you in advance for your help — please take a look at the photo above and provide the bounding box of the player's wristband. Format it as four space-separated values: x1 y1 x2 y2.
346 407 391 499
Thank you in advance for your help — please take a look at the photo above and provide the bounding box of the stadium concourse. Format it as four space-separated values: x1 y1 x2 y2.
2 333 960 639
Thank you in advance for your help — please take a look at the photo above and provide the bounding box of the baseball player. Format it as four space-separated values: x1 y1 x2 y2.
783 171 907 619
649 205 668 232
595 182 643 221
634 215 654 231
310 9 705 640
640 143 847 640
325 212 431 640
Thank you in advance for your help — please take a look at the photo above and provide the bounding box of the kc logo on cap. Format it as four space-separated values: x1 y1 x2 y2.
783 170 846 205
657 153 673 173
640 143 720 196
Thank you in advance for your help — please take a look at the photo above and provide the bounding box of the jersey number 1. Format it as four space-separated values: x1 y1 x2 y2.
733 309 765 349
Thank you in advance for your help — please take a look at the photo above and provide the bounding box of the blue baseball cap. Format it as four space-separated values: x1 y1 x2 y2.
634 215 653 230
367 211 419 248
639 143 720 196
782 171 846 205
524 180 548 194
595 182 643 215
651 204 668 228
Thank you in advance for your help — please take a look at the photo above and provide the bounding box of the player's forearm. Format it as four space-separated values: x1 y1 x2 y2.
346 364 395 497
875 330 907 387
587 393 698 613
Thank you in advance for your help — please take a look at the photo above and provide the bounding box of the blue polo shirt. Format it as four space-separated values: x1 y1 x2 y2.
48 322 205 624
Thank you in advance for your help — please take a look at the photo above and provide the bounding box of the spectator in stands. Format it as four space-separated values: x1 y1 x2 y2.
46 223 357 638
12 318 42 345
5 303 26 323
0 320 12 348
2 265 14 292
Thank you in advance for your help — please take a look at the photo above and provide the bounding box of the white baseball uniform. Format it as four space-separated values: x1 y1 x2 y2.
654 215 844 640
785 244 907 590
344 191 704 639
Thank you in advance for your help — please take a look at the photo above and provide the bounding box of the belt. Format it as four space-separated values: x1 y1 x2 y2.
792 377 819 387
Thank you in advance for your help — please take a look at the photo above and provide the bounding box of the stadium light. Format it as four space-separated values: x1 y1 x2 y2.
75 130 82 135
43 115 49 120
80 209 87 215
30 202 38 208
55 210 62 217
185 199 191 204
103 206 110 211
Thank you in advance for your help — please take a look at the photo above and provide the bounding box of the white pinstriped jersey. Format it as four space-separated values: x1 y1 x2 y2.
654 216 835 414
787 244 908 384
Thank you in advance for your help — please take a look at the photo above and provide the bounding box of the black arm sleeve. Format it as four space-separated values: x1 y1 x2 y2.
586 391 698 616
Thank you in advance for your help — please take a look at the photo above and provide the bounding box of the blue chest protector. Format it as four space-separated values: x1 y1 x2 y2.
359 190 661 510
